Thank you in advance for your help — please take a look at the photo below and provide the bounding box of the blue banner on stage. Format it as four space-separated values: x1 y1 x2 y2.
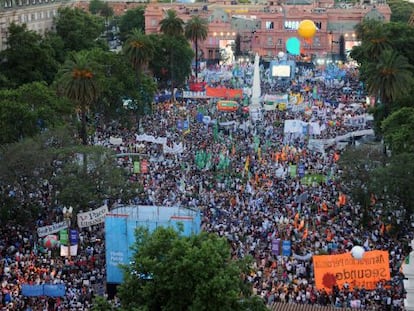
22 284 66 297
282 240 292 257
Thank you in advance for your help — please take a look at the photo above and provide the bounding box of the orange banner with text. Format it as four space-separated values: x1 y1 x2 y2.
313 250 390 292
205 87 242 99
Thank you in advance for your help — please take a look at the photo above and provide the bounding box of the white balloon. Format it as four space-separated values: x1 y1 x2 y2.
351 245 365 260
278 51 285 58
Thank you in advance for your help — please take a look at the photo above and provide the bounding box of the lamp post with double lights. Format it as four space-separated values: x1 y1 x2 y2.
62 206 73 260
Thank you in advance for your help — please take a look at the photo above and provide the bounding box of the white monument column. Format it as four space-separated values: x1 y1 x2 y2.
249 53 262 122
403 239 414 310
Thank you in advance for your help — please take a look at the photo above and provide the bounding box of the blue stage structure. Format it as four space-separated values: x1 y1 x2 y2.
105 205 201 284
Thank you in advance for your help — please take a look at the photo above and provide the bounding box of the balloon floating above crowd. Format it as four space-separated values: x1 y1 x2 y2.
297 20 317 39
286 37 301 55
351 245 365 260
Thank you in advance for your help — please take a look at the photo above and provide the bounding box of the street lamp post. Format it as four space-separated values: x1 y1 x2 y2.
63 206 73 260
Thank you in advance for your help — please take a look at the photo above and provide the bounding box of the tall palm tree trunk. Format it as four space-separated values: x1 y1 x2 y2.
80 104 88 145
170 50 174 102
195 40 198 80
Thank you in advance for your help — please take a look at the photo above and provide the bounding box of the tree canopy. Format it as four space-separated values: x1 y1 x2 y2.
54 7 105 53
0 23 59 88
118 226 267 311
118 6 146 42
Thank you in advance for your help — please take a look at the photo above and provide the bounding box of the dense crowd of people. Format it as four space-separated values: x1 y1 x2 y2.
0 60 411 310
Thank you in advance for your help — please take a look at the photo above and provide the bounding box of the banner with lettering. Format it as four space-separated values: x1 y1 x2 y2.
37 221 68 237
313 250 390 292
77 205 108 228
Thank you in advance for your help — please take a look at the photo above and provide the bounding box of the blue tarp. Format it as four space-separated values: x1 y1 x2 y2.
21 284 66 297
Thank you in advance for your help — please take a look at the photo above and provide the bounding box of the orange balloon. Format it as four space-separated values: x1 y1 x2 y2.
298 20 317 39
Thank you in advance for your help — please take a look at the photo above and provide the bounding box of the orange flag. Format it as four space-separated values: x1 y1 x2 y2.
294 212 300 228
298 219 305 231
302 225 309 240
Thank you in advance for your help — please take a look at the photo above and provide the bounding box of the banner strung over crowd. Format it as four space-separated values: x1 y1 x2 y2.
313 250 390 292
37 221 68 237
77 205 108 228
205 86 243 99
135 133 184 154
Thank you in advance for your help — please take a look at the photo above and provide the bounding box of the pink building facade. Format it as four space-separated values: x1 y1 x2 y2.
144 0 391 62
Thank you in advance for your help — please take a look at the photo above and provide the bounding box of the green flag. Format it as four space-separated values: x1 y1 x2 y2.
59 229 68 245
289 164 297 177
133 161 141 174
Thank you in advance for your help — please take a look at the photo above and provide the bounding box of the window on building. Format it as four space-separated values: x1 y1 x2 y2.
208 49 213 59
267 36 273 46
267 50 272 57
277 38 282 46
284 20 299 30
151 19 157 26
265 21 274 30
315 21 322 30
313 36 320 47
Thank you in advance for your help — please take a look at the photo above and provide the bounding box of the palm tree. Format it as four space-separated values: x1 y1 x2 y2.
365 49 413 116
185 15 208 80
123 28 154 79
60 51 100 145
159 10 184 101
159 9 184 37
355 20 391 62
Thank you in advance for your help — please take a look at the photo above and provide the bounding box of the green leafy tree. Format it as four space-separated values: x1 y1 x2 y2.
54 7 105 53
89 0 106 15
91 296 115 311
0 23 59 87
382 107 414 155
351 20 391 65
364 49 413 118
118 6 146 42
0 82 70 144
86 48 140 122
338 145 385 224
185 15 208 79
0 127 78 225
388 0 414 23
371 153 414 218
149 34 194 92
52 146 142 211
118 226 267 311
383 22 414 66
123 29 155 78
0 100 38 144
56 51 101 145
159 10 187 99
159 9 184 37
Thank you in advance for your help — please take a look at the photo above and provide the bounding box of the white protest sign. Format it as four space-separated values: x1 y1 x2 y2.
77 205 108 228
37 221 69 237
